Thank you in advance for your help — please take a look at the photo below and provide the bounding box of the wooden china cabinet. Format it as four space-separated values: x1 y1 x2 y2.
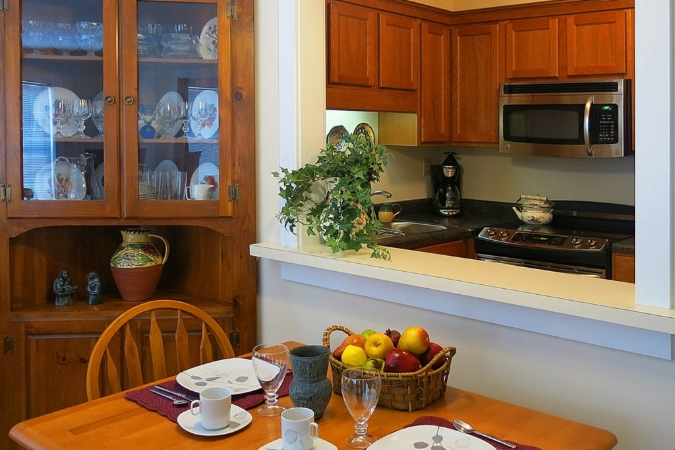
0 0 255 447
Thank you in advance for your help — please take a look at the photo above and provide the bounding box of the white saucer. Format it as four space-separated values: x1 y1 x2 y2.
177 404 252 437
258 438 337 450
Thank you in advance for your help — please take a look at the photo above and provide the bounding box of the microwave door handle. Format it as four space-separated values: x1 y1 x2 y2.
584 96 593 156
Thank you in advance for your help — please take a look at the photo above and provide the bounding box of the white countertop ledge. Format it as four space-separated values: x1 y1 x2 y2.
251 243 675 359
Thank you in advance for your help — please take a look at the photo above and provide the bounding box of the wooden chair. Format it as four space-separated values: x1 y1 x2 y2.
86 299 235 401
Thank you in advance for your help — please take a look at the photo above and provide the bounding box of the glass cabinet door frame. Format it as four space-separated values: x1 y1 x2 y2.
5 0 121 218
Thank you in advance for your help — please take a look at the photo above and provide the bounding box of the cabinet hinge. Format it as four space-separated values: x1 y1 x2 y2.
228 184 239 202
0 184 9 202
3 336 14 353
226 2 237 20
0 0 8 12
229 331 240 348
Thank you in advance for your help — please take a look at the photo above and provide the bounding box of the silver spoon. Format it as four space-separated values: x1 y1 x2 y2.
453 419 517 449
149 388 189 407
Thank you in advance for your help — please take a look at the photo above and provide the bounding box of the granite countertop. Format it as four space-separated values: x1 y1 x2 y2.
612 236 635 254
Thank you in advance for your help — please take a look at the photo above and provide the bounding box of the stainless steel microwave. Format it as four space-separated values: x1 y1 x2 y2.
499 79 632 158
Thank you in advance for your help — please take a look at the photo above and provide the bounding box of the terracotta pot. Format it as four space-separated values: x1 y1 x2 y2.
111 265 164 302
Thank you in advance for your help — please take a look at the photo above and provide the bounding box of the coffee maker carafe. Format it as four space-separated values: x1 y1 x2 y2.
432 152 462 216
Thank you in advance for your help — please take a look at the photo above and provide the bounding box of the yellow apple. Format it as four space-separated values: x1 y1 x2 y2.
397 326 430 355
341 344 368 367
364 332 394 359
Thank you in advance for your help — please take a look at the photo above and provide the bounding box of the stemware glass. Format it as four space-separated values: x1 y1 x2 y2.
51 99 72 138
92 99 105 136
77 33 103 56
190 100 214 139
251 343 289 417
177 101 190 138
138 104 158 139
341 368 382 448
71 99 92 138
157 101 179 138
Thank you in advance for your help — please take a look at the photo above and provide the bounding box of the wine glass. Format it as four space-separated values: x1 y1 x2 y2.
251 343 289 417
190 100 213 139
341 368 382 448
51 98 72 138
157 101 179 138
71 99 92 138
138 104 158 139
177 101 190 138
77 33 103 56
92 99 104 136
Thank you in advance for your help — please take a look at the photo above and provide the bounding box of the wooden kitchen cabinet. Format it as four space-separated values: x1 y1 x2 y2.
419 21 451 144
0 0 256 448
612 252 635 283
379 13 420 91
451 23 500 145
416 238 475 258
504 17 559 79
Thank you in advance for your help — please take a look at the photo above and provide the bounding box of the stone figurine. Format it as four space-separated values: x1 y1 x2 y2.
53 269 77 306
86 271 103 305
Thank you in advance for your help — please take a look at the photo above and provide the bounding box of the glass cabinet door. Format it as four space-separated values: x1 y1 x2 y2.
121 0 232 218
6 0 120 218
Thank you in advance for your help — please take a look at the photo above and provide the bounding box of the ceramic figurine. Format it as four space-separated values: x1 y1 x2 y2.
87 271 102 305
53 269 77 306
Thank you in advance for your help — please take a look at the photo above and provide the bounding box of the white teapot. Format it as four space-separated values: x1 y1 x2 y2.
512 195 554 224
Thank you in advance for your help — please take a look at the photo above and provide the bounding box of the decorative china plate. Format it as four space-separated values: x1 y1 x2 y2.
190 162 219 199
326 125 348 151
177 405 252 437
368 425 496 450
33 86 80 137
259 438 337 450
189 89 219 139
33 160 87 200
155 159 179 172
353 122 375 148
176 358 261 394
198 17 218 59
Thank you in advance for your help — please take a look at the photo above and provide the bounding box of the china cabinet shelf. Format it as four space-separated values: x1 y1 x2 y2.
139 57 217 65
21 52 103 61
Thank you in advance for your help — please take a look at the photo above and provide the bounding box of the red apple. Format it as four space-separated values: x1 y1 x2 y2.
383 348 421 373
419 342 444 369
398 326 430 355
384 328 401 347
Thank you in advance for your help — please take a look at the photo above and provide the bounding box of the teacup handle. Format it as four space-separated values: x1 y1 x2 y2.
184 185 192 200
309 422 319 440
392 203 401 217
190 400 200 416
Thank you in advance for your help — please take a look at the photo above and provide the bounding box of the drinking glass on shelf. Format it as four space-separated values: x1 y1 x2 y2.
138 104 158 139
341 368 382 448
51 99 72 138
177 101 190 138
52 32 78 56
251 343 289 417
92 99 104 136
71 99 92 138
157 101 179 138
190 100 214 139
77 33 103 56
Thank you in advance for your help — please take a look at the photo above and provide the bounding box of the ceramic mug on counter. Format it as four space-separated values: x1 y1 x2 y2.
185 183 214 200
378 203 401 223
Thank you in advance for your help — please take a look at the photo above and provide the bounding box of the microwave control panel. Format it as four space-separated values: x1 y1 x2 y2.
594 104 619 143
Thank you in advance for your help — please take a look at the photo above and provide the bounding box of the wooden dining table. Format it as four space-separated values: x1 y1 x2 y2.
10 342 617 450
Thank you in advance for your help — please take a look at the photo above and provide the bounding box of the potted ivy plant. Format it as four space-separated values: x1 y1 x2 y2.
273 133 391 259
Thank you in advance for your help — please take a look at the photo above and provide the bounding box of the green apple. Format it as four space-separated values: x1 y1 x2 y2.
361 328 377 339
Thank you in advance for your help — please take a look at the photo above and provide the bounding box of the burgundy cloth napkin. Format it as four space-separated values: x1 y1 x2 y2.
404 416 541 450
125 373 293 423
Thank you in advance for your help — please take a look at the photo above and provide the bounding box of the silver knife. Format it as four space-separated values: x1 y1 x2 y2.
153 385 197 401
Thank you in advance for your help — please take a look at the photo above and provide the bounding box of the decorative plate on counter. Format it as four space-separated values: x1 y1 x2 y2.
353 122 375 148
326 125 348 151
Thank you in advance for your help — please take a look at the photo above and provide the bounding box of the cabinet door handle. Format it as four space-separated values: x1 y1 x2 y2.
124 96 135 105
105 96 116 105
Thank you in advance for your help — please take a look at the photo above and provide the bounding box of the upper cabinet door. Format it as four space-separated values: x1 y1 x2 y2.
566 10 628 76
327 2 378 87
505 17 559 79
379 13 419 91
6 0 121 218
420 21 451 144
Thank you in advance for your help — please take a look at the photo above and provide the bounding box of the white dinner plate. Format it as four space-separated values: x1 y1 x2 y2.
190 162 219 199
198 17 218 59
155 159 179 172
368 425 496 450
32 86 80 137
33 160 87 200
176 358 261 394
189 89 219 139
259 438 337 450
177 404 251 437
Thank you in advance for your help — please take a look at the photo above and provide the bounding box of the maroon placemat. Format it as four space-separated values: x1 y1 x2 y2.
125 373 293 423
404 416 541 450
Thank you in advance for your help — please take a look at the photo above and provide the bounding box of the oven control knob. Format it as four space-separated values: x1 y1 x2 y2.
571 237 582 247
486 228 496 237
587 239 598 248
499 230 509 239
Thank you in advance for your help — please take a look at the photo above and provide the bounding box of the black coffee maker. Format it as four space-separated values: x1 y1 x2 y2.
431 152 462 216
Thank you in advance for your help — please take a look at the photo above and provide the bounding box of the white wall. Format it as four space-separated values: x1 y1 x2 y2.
255 1 675 449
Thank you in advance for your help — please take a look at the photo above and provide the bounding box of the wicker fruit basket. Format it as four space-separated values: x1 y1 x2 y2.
322 325 457 412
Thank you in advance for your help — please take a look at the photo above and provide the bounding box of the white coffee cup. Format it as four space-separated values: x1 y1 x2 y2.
281 407 319 450
190 386 231 430
185 183 214 200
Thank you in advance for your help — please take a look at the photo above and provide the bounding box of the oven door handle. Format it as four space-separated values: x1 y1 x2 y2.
584 96 593 156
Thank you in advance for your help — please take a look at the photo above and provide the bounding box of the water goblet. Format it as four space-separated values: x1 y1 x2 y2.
251 343 289 417
92 99 104 136
138 104 158 139
72 99 92 138
341 368 382 448
190 100 213 139
177 101 190 138
22 31 48 54
51 98 72 138
52 28 78 56
157 101 179 138
77 33 103 56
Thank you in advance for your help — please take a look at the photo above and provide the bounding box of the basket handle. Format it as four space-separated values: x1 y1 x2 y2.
322 325 355 349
